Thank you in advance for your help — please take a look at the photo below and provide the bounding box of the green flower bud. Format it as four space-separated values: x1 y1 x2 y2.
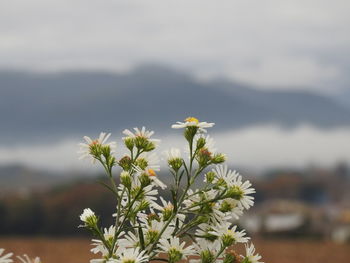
89 142 103 158
201 250 215 263
139 173 151 188
223 253 240 263
211 153 226 164
184 126 198 142
196 137 206 149
168 158 183 172
118 156 132 171
196 148 212 167
124 137 134 151
169 248 183 263
205 171 215 183
120 171 132 189
144 141 156 152
134 136 149 149
135 158 148 170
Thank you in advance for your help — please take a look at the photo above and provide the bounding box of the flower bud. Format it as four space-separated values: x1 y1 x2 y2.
139 173 152 188
120 171 132 189
201 250 215 263
196 137 206 149
184 126 198 142
168 248 183 263
211 153 226 164
205 171 215 183
80 208 98 227
119 156 132 171
196 148 212 167
144 141 156 152
168 157 182 172
135 158 148 170
124 137 134 151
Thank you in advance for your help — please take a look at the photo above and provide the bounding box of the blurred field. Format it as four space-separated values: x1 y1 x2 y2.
0 237 349 263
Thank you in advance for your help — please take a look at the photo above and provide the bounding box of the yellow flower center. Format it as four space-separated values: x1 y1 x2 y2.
148 168 157 177
185 117 199 123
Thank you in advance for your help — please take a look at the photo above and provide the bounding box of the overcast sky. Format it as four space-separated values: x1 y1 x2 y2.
1 0 350 93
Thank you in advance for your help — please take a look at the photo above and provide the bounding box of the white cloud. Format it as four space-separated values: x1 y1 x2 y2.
0 125 349 172
0 0 349 91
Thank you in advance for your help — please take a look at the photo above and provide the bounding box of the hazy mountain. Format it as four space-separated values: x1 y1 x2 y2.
1 65 350 144
0 164 71 194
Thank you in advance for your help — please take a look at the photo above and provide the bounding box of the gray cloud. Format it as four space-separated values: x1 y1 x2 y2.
0 0 350 92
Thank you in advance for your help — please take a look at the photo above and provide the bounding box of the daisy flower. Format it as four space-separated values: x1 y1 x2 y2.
218 198 244 220
230 175 255 210
153 197 185 222
135 152 160 171
80 208 96 223
211 223 250 245
134 166 166 190
118 231 140 248
0 249 13 263
158 236 195 262
164 148 183 172
192 238 222 261
164 148 181 160
141 219 175 245
171 117 214 133
111 247 148 263
17 255 41 263
78 132 116 163
211 165 238 187
243 243 263 263
123 127 160 143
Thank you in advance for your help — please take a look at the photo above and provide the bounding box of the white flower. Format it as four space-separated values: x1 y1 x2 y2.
158 236 195 261
232 175 255 210
90 239 109 257
244 243 263 263
78 132 116 162
118 231 140 248
192 238 222 258
211 165 238 186
171 117 214 133
141 219 175 245
134 166 167 190
218 198 244 220
136 152 160 171
109 247 148 263
0 249 13 263
80 208 95 223
211 223 250 244
164 148 182 160
17 255 41 263
123 127 160 143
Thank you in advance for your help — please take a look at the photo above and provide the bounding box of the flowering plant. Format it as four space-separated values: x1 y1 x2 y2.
0 117 262 263
77 117 263 263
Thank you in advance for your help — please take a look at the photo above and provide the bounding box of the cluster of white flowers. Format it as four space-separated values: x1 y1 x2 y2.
0 249 41 263
77 117 263 263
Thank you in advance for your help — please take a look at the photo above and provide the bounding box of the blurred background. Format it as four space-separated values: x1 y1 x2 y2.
0 0 350 262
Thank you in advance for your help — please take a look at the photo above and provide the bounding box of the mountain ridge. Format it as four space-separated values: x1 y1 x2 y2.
1 65 349 145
